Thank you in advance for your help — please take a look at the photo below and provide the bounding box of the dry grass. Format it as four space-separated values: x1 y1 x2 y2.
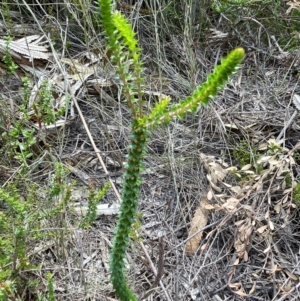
1 0 300 300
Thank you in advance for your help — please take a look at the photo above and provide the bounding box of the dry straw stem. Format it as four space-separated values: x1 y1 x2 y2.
185 197 210 256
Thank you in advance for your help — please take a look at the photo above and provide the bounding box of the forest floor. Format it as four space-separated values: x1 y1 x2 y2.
1 1 300 301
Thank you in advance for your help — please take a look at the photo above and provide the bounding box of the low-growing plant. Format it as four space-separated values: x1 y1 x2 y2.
211 0 250 13
211 0 298 52
1 36 17 75
1 2 13 34
0 73 108 299
79 182 111 229
0 157 110 299
46 273 56 301
0 280 16 301
233 139 260 168
284 172 292 187
0 163 69 284
98 0 245 300
267 140 284 157
293 182 300 207
34 80 65 128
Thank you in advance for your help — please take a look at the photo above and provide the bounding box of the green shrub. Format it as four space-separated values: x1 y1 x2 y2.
293 183 300 207
233 139 260 168
98 0 245 300
0 67 109 299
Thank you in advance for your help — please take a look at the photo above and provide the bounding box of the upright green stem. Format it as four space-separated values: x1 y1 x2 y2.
110 120 147 301
98 1 245 300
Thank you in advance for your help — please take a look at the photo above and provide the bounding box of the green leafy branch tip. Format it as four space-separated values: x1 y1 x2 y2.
112 12 140 59
98 0 144 117
98 0 114 42
145 48 245 128
112 12 144 104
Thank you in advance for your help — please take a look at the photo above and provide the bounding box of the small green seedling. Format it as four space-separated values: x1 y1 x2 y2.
293 183 300 207
233 139 260 168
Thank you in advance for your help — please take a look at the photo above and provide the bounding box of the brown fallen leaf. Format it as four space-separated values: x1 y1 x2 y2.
249 282 256 294
185 197 209 256
284 269 298 281
233 290 248 297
